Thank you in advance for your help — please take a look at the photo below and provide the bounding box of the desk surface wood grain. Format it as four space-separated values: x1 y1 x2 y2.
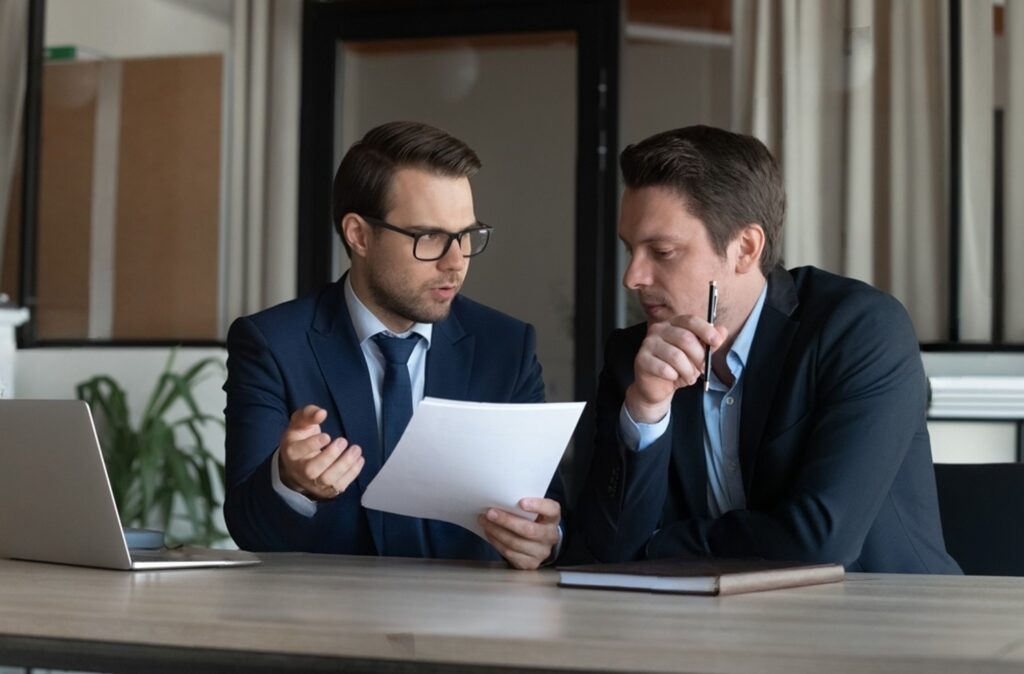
1 554 1023 673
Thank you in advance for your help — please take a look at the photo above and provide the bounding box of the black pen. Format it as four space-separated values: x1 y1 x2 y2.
704 281 718 392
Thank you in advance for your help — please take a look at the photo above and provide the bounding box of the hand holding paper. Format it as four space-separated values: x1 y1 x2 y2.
479 496 562 570
360 397 585 562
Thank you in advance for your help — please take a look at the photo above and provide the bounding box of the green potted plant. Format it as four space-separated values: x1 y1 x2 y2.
76 350 228 546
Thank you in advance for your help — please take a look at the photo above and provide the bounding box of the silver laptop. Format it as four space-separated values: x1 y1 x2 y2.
0 399 259 570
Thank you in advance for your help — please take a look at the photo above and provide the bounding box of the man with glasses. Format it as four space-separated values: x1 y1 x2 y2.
223 121 562 569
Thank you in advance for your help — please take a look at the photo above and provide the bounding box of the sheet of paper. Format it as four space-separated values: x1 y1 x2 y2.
361 397 585 540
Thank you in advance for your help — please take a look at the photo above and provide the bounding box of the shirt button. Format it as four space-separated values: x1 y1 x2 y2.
729 462 738 472
725 396 735 405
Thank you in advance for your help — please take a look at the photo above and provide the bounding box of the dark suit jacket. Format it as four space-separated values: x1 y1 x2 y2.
223 278 548 560
578 266 961 574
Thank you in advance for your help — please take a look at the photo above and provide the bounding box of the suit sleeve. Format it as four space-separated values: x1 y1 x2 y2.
222 316 320 551
648 292 930 566
512 323 545 404
509 322 572 542
577 328 676 562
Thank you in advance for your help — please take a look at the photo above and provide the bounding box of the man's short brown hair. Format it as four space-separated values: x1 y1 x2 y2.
332 121 482 255
620 125 785 273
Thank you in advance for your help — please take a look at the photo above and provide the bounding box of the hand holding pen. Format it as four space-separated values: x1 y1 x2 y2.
624 281 728 424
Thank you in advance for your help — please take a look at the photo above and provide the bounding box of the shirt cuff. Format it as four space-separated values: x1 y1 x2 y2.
540 524 564 567
619 403 671 451
270 447 318 518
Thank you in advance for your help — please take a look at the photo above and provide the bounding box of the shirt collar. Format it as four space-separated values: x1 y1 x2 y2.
343 276 433 348
725 281 768 376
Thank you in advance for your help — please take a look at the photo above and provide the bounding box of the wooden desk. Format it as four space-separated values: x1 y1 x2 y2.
1 554 1023 673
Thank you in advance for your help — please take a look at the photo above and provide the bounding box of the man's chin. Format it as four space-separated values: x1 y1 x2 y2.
404 298 454 325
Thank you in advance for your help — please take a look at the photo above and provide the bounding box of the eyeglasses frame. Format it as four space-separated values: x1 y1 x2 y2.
359 215 494 261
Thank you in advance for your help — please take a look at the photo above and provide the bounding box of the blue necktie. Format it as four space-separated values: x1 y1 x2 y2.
371 332 428 557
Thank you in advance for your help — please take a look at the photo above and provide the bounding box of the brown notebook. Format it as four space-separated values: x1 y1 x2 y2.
557 558 845 596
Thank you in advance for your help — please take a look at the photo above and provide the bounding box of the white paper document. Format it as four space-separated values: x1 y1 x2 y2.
361 397 585 540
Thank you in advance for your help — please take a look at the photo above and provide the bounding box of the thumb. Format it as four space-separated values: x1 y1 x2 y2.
287 405 327 434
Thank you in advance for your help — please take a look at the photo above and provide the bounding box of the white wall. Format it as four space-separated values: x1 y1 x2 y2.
45 0 231 58
336 37 578 401
924 352 1024 464
15 347 227 458
618 36 733 326
15 347 231 544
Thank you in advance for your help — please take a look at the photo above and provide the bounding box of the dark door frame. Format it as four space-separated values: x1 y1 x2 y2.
298 0 622 404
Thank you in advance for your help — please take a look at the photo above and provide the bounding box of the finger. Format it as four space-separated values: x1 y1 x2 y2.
283 432 333 462
479 517 545 570
654 324 710 364
500 548 540 571
288 405 327 431
651 331 707 382
317 445 366 492
326 455 365 494
667 315 726 351
480 515 551 562
636 344 700 386
292 439 343 490
484 508 557 546
517 497 561 524
714 324 730 346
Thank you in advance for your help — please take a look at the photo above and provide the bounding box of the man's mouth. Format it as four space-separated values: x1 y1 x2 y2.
641 303 668 318
428 281 461 301
639 296 671 319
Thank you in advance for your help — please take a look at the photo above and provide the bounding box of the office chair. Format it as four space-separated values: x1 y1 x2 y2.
933 462 1024 576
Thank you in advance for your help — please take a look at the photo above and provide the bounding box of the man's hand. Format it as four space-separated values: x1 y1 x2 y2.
625 315 729 423
478 497 561 570
278 405 364 500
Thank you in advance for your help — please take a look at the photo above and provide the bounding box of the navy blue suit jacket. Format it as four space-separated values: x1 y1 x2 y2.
579 266 961 573
223 278 547 560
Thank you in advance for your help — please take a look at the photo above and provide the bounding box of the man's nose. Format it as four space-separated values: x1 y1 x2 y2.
623 254 649 290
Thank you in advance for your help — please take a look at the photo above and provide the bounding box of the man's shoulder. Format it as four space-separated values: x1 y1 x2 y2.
785 266 918 348
229 283 336 339
787 266 906 320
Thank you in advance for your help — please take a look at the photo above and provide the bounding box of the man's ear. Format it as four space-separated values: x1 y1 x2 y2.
733 223 766 274
341 213 371 258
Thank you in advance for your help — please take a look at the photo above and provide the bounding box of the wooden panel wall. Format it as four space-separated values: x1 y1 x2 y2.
2 160 21 300
36 61 96 339
112 54 221 340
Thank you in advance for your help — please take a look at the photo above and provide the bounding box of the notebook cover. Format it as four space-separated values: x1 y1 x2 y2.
557 557 845 596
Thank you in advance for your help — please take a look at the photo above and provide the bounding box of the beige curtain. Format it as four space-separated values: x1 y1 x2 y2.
0 0 28 286
959 1 994 341
732 0 950 341
222 0 301 332
1007 0 1024 341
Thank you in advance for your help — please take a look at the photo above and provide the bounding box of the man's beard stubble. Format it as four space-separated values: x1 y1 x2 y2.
367 266 460 325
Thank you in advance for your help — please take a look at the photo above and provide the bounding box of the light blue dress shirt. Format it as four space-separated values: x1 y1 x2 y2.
620 283 768 518
271 277 432 516
272 278 563 560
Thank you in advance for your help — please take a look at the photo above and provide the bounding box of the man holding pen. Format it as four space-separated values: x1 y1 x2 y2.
577 125 960 573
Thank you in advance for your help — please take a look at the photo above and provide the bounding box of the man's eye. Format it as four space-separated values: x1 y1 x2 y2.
652 248 675 259
419 232 445 242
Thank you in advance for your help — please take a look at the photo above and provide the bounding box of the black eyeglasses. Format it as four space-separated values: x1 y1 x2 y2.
361 215 493 261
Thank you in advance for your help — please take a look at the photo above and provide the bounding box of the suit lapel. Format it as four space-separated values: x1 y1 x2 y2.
424 302 474 400
306 278 385 552
739 267 800 495
670 383 708 518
